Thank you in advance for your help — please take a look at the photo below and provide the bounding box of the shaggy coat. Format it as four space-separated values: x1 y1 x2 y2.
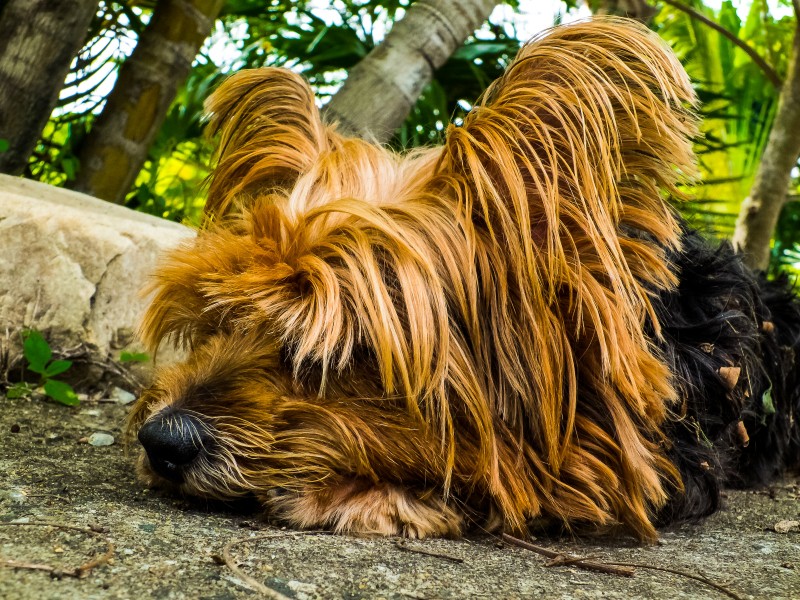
128 18 800 541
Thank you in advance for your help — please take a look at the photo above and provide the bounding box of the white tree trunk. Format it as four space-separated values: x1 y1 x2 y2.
324 0 499 143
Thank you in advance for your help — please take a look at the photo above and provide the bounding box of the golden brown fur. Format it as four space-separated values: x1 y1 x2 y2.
128 18 698 541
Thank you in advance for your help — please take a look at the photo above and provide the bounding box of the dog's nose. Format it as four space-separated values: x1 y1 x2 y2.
138 412 210 482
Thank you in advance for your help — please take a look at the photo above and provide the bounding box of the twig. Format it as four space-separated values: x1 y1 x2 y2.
58 342 146 392
607 562 744 600
221 531 331 599
546 553 600 567
1 559 64 574
393 539 464 563
83 357 145 393
501 533 634 577
660 0 782 89
502 533 744 600
0 521 115 579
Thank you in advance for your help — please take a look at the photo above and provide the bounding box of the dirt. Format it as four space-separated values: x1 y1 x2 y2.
1 395 799 600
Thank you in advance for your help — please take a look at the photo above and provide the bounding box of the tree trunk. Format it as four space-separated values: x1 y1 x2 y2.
324 0 499 143
0 0 99 175
71 0 225 204
732 25 800 271
587 0 658 21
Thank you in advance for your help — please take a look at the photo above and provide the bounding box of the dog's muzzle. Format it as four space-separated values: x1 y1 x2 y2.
137 412 210 483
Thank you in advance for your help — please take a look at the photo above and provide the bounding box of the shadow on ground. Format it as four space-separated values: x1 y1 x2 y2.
1 396 798 600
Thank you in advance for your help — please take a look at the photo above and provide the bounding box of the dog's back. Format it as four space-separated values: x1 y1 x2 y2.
655 228 800 524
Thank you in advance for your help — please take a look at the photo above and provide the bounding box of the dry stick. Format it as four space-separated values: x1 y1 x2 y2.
393 539 464 563
0 521 115 578
502 533 744 600
59 342 146 393
221 531 332 599
606 562 744 600
501 533 635 577
545 553 600 567
660 0 782 89
1 559 65 574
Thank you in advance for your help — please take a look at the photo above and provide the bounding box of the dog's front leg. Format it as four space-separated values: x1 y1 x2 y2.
255 399 464 538
262 477 463 538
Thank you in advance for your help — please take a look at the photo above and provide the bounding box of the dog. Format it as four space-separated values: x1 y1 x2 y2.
127 17 800 541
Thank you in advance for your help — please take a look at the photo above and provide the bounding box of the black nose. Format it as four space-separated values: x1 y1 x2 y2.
138 412 210 483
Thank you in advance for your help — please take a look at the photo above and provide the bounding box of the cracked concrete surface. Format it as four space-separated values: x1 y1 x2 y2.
1 396 799 600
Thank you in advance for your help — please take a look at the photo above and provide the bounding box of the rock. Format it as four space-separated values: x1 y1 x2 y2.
773 520 800 534
87 432 115 447
109 386 136 405
3 488 27 504
0 175 194 384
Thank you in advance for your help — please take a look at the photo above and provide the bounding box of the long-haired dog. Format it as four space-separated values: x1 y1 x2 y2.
127 18 800 541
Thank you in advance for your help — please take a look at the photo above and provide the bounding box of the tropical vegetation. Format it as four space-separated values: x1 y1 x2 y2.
1 0 798 271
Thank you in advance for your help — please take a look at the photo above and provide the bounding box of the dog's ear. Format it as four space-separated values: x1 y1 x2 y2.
433 17 699 538
439 17 697 297
138 230 236 353
203 68 329 219
435 16 698 402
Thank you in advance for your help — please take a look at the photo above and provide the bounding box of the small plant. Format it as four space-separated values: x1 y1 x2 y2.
6 330 79 406
119 351 149 363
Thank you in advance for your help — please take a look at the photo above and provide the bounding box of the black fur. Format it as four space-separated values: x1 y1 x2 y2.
654 225 800 525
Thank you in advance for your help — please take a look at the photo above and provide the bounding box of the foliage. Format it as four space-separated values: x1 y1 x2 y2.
21 1 531 224
652 0 799 273
18 0 800 264
220 1 521 148
26 1 143 187
653 2 776 229
119 350 149 363
6 331 79 406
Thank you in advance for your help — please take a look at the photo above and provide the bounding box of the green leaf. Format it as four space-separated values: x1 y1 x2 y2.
0 139 8 153
762 385 776 415
119 351 149 363
452 42 514 62
44 360 72 377
61 156 79 181
7 382 33 399
44 380 79 406
23 330 52 374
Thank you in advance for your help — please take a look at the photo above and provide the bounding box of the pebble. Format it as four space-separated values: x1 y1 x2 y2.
88 432 115 446
109 387 136 405
774 520 800 533
4 488 27 504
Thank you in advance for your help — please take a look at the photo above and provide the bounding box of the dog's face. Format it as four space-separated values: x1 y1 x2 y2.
126 86 455 509
128 19 699 540
128 331 285 499
127 145 438 505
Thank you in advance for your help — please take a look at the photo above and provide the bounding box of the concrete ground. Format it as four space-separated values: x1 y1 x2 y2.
1 395 798 600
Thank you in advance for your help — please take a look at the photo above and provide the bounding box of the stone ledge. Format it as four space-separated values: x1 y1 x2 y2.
0 174 194 386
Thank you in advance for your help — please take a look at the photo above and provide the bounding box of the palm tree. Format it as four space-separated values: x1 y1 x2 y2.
732 0 800 270
70 0 226 204
324 0 500 142
0 0 99 174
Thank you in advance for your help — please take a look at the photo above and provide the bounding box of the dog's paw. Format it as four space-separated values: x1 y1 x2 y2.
262 480 463 538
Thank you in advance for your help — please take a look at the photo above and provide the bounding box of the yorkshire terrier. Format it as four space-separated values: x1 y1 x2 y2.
128 18 800 541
